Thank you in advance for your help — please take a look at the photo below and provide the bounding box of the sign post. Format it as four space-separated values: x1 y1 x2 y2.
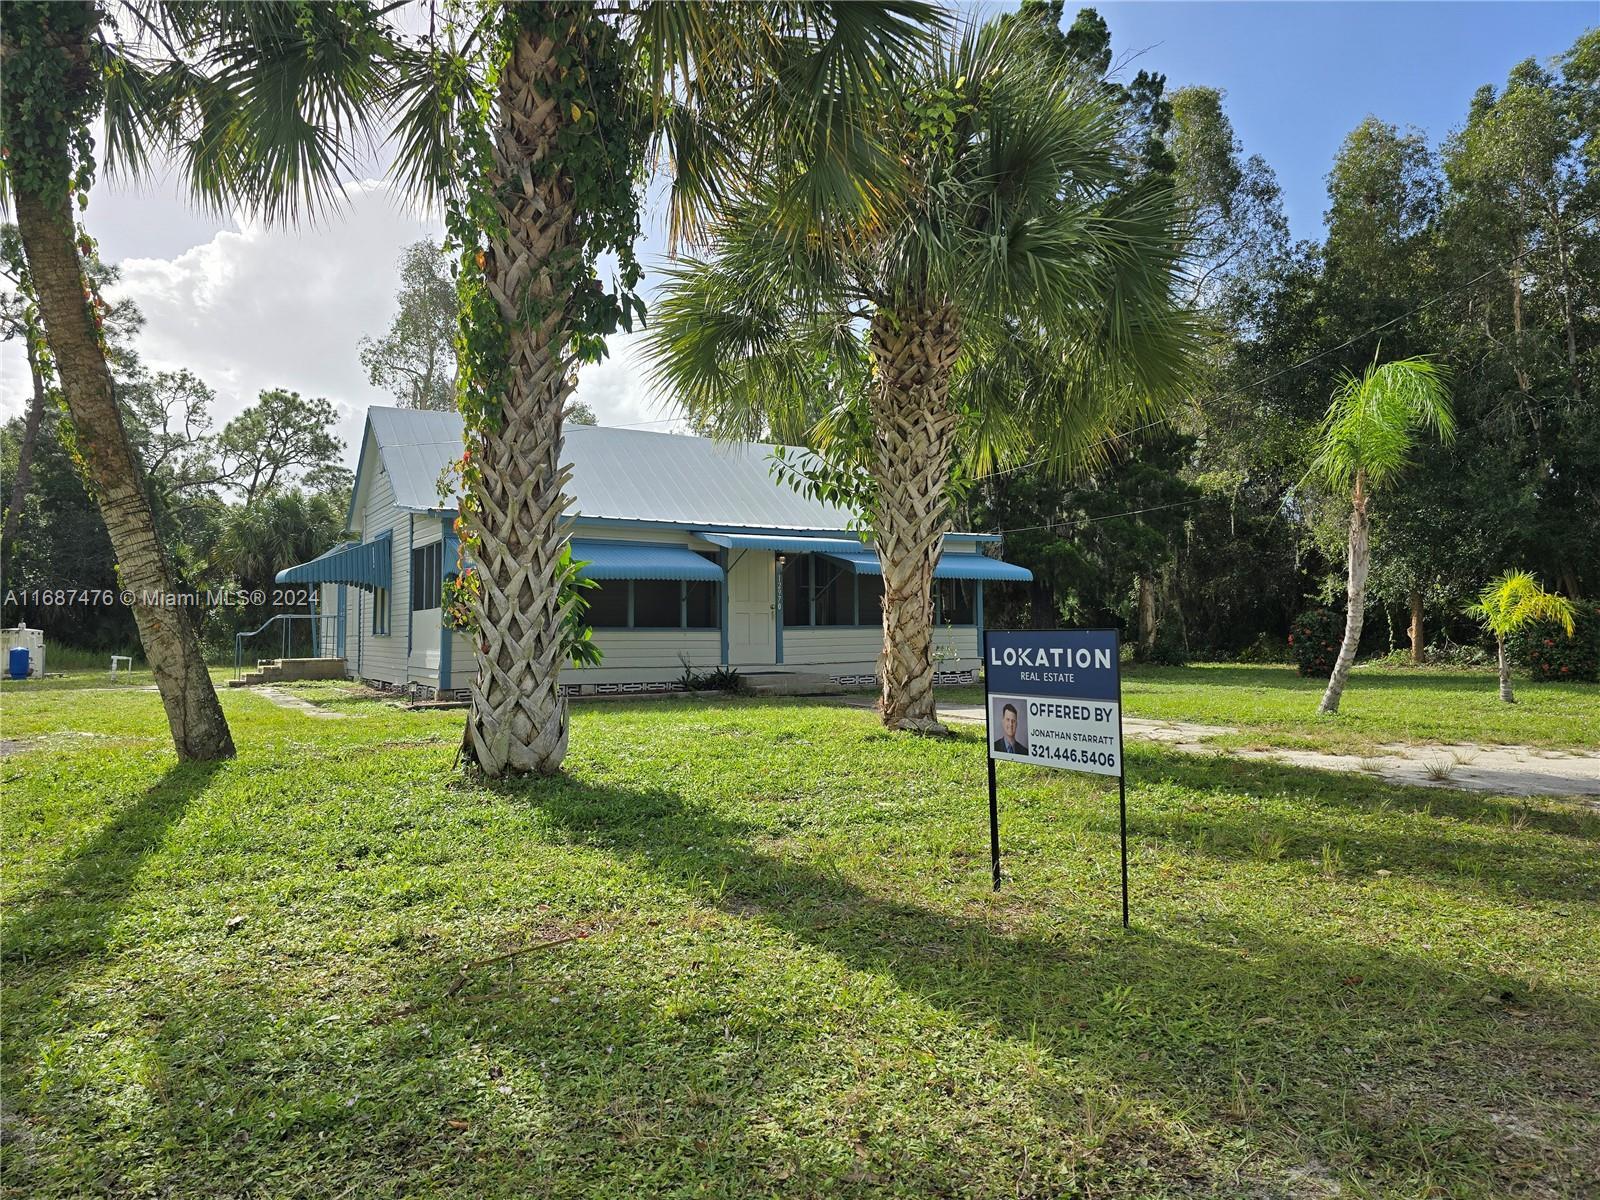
987 754 1001 890
982 628 1129 927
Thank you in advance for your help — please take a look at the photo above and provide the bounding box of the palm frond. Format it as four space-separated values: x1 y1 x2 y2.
645 251 860 445
1466 571 1577 640
633 1 942 247
1311 355 1454 491
106 0 401 225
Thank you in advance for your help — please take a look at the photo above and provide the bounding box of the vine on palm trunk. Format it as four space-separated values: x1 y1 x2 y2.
445 4 645 431
3 5 148 504
433 3 646 681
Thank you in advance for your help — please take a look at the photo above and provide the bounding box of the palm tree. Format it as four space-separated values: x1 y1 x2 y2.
216 490 345 654
387 2 940 775
1310 356 1454 715
1465 571 1575 703
1 1 399 760
646 20 1199 731
216 491 345 595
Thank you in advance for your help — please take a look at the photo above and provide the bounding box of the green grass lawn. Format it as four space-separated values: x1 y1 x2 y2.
946 662 1600 755
3 671 1598 1198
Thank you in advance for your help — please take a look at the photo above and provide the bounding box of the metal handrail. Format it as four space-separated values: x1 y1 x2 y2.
234 612 342 680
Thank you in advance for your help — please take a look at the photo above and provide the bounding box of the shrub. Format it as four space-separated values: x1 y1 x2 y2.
1426 640 1491 669
1236 632 1293 665
1512 601 1600 683
1289 608 1342 677
676 658 746 693
1135 624 1188 667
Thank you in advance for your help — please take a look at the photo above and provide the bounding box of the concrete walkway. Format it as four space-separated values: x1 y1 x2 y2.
838 699 1600 798
256 685 348 720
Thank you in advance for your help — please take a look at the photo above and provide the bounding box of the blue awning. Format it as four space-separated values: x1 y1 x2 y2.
822 550 1033 583
695 531 867 554
571 539 724 582
276 535 393 592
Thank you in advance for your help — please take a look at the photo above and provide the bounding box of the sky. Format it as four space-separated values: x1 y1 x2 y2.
2 1 1593 469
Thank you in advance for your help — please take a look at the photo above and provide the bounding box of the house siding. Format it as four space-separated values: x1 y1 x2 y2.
782 624 980 682
350 464 409 688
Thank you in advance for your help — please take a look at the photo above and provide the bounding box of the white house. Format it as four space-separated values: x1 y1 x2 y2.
276 407 1031 698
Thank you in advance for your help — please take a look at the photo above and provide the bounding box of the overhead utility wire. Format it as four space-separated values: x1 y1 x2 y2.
983 253 1522 485
975 254 1521 538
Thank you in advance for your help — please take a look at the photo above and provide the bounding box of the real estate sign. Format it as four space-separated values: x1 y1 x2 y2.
984 629 1123 775
981 628 1130 926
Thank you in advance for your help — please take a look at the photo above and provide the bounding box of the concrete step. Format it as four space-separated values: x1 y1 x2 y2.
740 671 843 697
260 657 346 681
231 658 344 687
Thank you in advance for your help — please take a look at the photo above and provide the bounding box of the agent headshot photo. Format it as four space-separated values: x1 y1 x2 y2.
991 699 1029 756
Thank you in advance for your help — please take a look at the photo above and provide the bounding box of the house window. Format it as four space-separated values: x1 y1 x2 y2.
582 579 722 630
858 575 885 623
935 579 975 625
685 580 718 628
777 554 909 628
781 555 810 627
813 559 854 626
632 581 682 628
586 581 629 628
372 587 390 635
411 541 443 611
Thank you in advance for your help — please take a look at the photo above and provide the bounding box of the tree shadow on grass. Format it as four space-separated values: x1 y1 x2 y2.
1123 665 1528 696
475 772 1599 1196
3 760 223 970
8 759 1595 1197
2 759 223 1179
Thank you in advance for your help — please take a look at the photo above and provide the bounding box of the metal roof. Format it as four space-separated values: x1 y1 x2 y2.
822 550 1033 583
696 531 867 553
571 539 724 581
367 407 464 515
365 407 858 531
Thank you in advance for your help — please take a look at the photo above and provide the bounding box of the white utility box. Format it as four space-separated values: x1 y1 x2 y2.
1 625 46 678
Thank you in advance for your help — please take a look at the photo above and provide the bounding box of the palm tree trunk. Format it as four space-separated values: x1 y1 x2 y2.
11 185 234 760
868 304 962 733
2 336 48 547
1408 588 1424 666
460 24 579 777
1497 638 1515 704
1318 474 1369 715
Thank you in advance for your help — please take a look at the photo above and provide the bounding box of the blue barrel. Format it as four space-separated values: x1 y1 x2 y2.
7 646 29 680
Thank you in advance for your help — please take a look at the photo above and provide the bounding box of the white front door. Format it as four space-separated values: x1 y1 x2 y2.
726 550 776 665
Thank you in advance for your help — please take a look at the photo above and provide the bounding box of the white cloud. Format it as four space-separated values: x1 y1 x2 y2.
1 179 686 468
104 179 441 460
571 330 687 433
